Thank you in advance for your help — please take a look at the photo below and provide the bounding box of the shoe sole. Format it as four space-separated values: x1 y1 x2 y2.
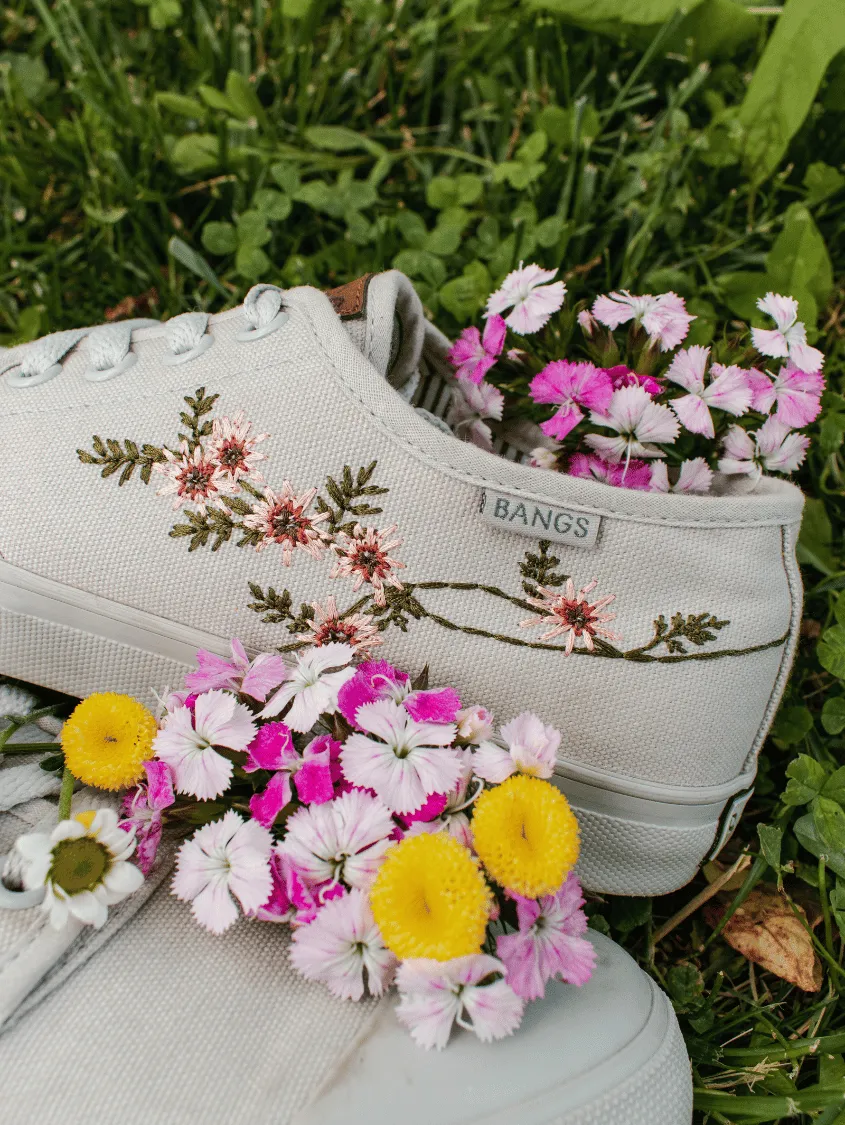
0 557 745 895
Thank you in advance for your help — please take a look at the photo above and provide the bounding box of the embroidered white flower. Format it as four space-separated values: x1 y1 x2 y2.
243 481 330 565
665 346 751 438
154 441 226 514
591 291 694 351
172 810 272 935
521 579 620 654
395 954 525 1050
153 689 256 800
16 809 144 931
296 595 383 654
585 385 680 462
717 418 809 482
260 643 357 731
473 712 560 784
330 523 405 607
205 411 268 488
485 263 566 335
280 789 395 892
289 888 396 1001
752 293 824 374
341 699 462 815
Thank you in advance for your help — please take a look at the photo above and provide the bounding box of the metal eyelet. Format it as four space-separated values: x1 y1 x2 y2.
235 310 289 343
161 333 214 366
0 860 45 910
83 350 139 383
6 363 63 388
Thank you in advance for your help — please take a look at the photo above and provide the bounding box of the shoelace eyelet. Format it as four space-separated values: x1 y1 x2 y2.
161 333 214 366
6 363 63 388
83 350 139 383
236 309 289 343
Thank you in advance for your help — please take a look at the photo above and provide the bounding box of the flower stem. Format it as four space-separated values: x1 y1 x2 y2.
57 767 75 822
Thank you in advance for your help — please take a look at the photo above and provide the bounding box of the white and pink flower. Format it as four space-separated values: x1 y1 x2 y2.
395 954 525 1050
260 643 357 732
447 316 506 384
330 523 405 607
473 712 560 784
447 380 505 452
585 385 679 463
455 705 495 745
718 418 810 482
153 689 256 800
591 291 694 351
665 346 751 438
290 888 396 1000
119 759 175 875
485 263 566 335
185 638 287 702
567 452 651 490
296 595 383 654
649 458 713 495
341 699 462 815
745 363 824 428
521 578 621 653
530 360 614 441
496 875 596 1000
205 411 268 488
154 441 226 514
243 481 330 565
752 293 824 374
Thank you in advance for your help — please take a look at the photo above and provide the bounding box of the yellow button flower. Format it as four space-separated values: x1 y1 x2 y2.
61 693 157 790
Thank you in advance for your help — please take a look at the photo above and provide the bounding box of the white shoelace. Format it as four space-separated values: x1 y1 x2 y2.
0 284 287 386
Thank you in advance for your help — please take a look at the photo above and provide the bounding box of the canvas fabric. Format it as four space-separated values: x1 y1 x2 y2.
0 273 803 793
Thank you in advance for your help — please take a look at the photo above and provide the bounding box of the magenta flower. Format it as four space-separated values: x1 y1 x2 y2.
245 725 337 827
337 660 460 729
604 365 662 396
496 874 596 1000
745 363 824 428
530 360 614 441
185 638 288 702
567 451 652 490
592 290 694 351
447 316 507 384
119 759 175 875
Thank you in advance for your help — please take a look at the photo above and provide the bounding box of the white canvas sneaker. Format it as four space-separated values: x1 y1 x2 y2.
0 876 693 1125
0 272 803 894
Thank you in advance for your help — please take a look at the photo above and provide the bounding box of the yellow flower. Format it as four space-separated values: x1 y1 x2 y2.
370 833 491 961
471 775 579 898
61 693 157 790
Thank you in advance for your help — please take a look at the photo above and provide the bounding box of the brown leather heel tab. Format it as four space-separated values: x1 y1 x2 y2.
324 274 374 319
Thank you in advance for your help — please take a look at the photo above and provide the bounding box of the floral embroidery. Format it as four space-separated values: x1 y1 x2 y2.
78 390 787 664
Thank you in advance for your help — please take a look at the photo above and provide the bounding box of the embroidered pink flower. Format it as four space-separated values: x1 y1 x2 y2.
290 888 396 1001
280 789 395 894
496 875 596 1000
185 638 288 702
567 452 652 490
153 689 256 800
485 263 566 335
521 578 620 653
718 418 809 482
154 441 226 514
752 293 824 374
664 346 751 438
243 481 330 565
341 699 462 814
330 523 405 607
395 954 525 1050
119 759 175 875
744 363 825 427
649 458 713 494
585 385 679 463
473 712 560 784
455 705 495 745
529 361 613 441
604 365 663 396
446 380 505 452
205 411 268 488
260 643 357 732
447 316 507 384
591 290 694 351
172 810 272 934
296 595 383 654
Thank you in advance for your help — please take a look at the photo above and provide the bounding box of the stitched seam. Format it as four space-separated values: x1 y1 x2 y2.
291 299 805 531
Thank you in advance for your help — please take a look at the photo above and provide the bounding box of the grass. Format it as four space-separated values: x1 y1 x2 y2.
2 2 845 1120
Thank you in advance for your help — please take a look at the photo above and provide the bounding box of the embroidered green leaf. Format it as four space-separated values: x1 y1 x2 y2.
222 495 254 517
315 461 388 535
170 507 237 552
247 583 295 624
77 436 166 485
519 540 568 597
178 387 219 451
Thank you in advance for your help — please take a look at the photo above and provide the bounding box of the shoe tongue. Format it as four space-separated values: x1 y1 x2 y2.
327 272 426 397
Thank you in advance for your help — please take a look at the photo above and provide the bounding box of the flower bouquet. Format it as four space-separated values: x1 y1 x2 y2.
10 639 595 1051
446 263 823 492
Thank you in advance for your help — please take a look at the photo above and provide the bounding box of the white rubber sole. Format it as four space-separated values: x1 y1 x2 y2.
0 559 750 894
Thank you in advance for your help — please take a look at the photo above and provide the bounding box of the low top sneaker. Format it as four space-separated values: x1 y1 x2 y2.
0 272 803 894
